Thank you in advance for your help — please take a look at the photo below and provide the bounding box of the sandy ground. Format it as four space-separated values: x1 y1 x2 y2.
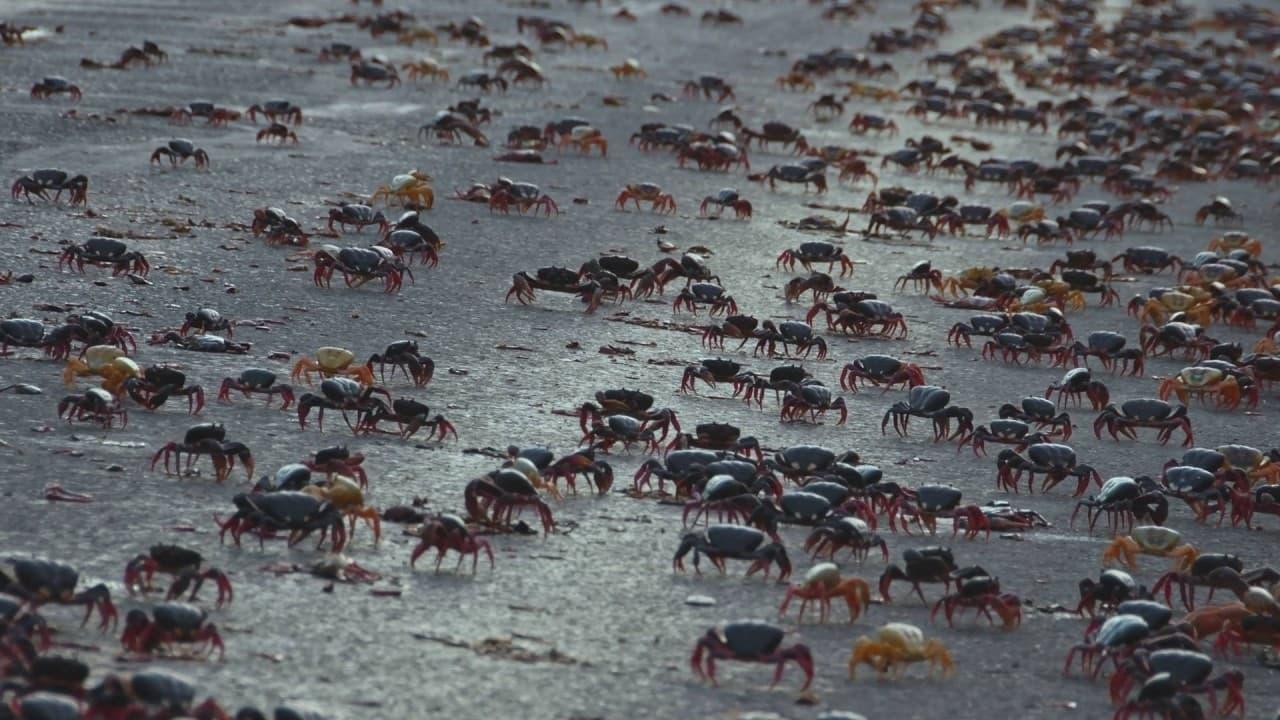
1 0 1279 718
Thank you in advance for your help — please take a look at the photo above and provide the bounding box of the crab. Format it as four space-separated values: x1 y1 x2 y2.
1111 651 1244 719
778 563 870 624
251 207 309 246
749 320 825 359
149 140 209 169
1103 527 1199 572
301 476 382 546
894 260 944 293
847 113 899 136
840 355 925 393
1152 554 1278 611
1044 368 1111 411
57 388 128 429
866 206 936 238
803 515 887 563
557 125 608 156
363 340 434 387
996 443 1100 496
678 358 743 395
217 491 346 551
1140 322 1216 361
764 444 861 485
691 621 812 690
507 266 629 313
812 298 908 338
615 183 675 213
958 419 1050 458
1157 366 1252 411
357 397 457 441
297 378 391 433
409 513 494 573
1065 612 1158 676
673 524 791 580
214 369 294 410
124 545 233 608
327 204 389 234
420 111 490 146
1115 247 1184 276
245 99 303 124
147 332 250 354
62 345 140 392
464 468 555 534
0 559 117 631
1207 231 1262 258
699 188 752 219
1194 196 1242 226
30 76 81 102
666 423 761 459
939 204 1012 237
780 382 848 425
1070 476 1169 532
253 122 299 144
682 75 735 102
400 57 450 83
169 101 240 125
57 237 146 275
609 58 646 79
151 422 253 483
291 347 375 386
1094 399 1193 447
740 122 808 153
351 59 400 87
121 365 206 414
370 170 434 209
848 623 952 679
882 385 973 441
931 575 1022 630
489 179 560 216
776 241 853 276
1057 331 1145 377
749 164 828 193
673 283 738 316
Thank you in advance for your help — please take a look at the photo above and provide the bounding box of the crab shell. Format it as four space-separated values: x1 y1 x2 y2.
873 622 927 654
315 346 357 371
802 561 841 589
83 345 128 371
1129 525 1182 552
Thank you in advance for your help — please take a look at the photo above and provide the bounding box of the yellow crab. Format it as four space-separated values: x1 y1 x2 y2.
303 475 381 545
370 170 434 209
1102 526 1198 571
509 456 562 501
402 58 449 83
849 623 953 680
62 345 141 393
290 347 374 386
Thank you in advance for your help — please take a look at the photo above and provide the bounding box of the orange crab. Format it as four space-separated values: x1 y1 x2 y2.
775 72 815 92
290 347 375 386
1101 526 1199 571
777 563 870 623
609 58 646 79
614 183 675 214
849 623 953 680
1207 231 1262 258
302 475 382 545
1131 289 1213 326
402 58 449 83
559 125 607 157
62 345 142 392
1157 366 1252 410
1217 444 1280 487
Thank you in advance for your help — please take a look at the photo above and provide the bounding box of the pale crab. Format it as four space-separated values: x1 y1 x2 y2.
370 170 434 209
